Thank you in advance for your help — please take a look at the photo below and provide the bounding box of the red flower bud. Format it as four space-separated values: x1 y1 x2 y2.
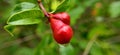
52 12 70 25
37 1 73 44
49 12 73 44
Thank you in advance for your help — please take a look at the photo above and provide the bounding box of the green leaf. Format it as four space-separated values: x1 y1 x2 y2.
8 18 41 25
16 0 37 3
109 1 120 18
7 2 43 25
51 0 60 11
12 2 36 13
4 25 16 36
5 2 44 36
7 9 43 25
54 0 71 12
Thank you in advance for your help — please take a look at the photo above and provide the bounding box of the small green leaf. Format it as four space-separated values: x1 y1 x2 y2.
8 18 41 25
5 2 44 36
109 1 120 18
54 0 71 12
12 2 36 13
7 2 43 25
51 0 60 11
7 9 43 25
4 25 16 36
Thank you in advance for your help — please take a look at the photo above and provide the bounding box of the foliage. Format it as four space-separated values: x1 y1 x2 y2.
0 0 120 55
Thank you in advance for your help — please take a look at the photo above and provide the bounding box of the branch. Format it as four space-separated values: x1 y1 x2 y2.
82 35 98 55
37 0 49 18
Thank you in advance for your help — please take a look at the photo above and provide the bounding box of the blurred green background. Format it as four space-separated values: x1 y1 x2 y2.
0 0 120 55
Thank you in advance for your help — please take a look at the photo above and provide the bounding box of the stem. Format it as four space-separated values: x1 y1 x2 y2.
38 0 49 18
82 35 98 55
